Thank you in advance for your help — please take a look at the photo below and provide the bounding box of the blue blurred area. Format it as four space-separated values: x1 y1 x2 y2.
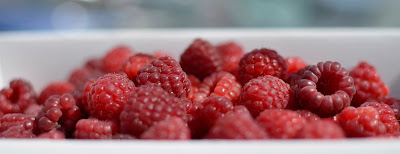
0 0 399 31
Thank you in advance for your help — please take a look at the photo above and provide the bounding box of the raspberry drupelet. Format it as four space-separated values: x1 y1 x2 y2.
140 117 190 140
374 96 400 120
38 130 66 139
103 45 134 73
360 102 399 135
296 119 345 139
120 53 155 82
0 79 37 118
0 113 36 133
38 81 75 105
200 96 234 130
74 118 118 139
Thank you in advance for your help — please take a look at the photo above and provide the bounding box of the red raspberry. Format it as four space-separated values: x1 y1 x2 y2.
285 57 307 76
120 53 155 82
185 101 205 139
360 102 399 135
238 75 290 117
285 66 311 110
112 134 136 140
256 109 306 139
80 79 95 113
38 130 65 139
0 125 36 138
216 41 244 74
38 81 75 105
137 56 191 98
120 85 187 137
187 75 201 103
153 50 170 59
206 106 268 139
23 103 42 117
350 61 389 107
74 118 118 139
140 117 190 140
296 110 320 121
200 96 234 130
297 61 356 117
85 58 105 72
103 45 134 73
296 119 345 139
374 96 400 120
68 66 103 90
88 73 135 120
36 94 81 135
238 48 287 85
0 79 37 117
180 39 222 80
0 113 35 133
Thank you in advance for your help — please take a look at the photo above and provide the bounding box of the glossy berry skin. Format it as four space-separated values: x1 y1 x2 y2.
0 125 36 138
74 119 118 139
120 85 187 137
374 96 400 120
238 75 290 117
120 53 155 82
38 130 66 139
256 109 306 139
216 41 244 74
103 45 134 73
297 61 356 117
140 117 190 140
0 113 36 133
360 102 399 135
296 110 320 121
285 57 307 77
38 81 75 105
180 39 222 80
200 96 234 129
350 61 389 107
238 48 287 85
137 56 191 98
88 73 135 120
68 66 104 90
0 79 37 117
296 119 345 139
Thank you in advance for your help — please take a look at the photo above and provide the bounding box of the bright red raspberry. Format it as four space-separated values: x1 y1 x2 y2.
0 113 35 133
297 61 356 117
187 75 202 103
141 117 190 140
285 57 307 76
216 41 244 74
23 103 42 117
200 96 234 130
206 106 268 139
296 119 345 139
238 75 290 117
238 48 287 85
36 94 81 135
38 130 65 139
296 110 320 121
374 96 400 120
38 81 75 105
120 85 187 137
68 66 103 90
137 56 191 98
350 61 389 107
256 109 306 139
74 118 118 139
360 102 399 135
103 45 134 73
0 79 37 117
88 73 135 120
180 39 222 80
120 53 155 82
0 125 36 138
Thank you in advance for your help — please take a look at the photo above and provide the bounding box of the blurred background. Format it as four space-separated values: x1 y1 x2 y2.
0 0 399 31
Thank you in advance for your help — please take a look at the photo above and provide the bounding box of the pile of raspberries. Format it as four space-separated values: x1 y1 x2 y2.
0 38 398 140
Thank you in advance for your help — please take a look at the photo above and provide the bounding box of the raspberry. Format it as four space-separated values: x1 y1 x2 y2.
200 96 234 130
297 61 356 117
374 96 400 120
153 50 170 59
238 75 290 117
296 110 320 121
0 79 37 117
285 57 307 76
38 81 75 105
256 109 306 139
112 134 136 140
36 94 81 135
216 41 244 74
206 106 267 139
185 101 205 139
0 125 36 138
80 79 95 113
360 102 399 135
23 103 42 116
350 61 389 107
0 113 35 133
68 66 103 90
238 48 287 85
103 45 134 73
137 56 191 98
38 130 65 139
74 118 118 139
120 53 155 82
120 85 187 137
180 39 222 80
88 73 135 120
296 119 345 139
187 75 202 103
85 58 105 72
285 66 311 110
140 117 190 140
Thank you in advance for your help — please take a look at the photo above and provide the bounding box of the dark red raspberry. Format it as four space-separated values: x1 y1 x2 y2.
200 96 234 130
68 66 103 90
85 58 105 72
103 45 134 73
180 39 222 80
238 48 287 85
185 101 205 139
120 85 187 137
360 102 399 135
296 119 345 139
36 94 81 136
285 57 307 77
0 113 36 133
350 61 389 107
238 75 290 117
297 61 356 117
0 125 36 138
374 96 400 120
120 53 155 82
88 73 135 120
206 106 267 139
216 41 244 74
74 118 118 139
38 130 65 139
0 79 37 117
137 56 191 98
38 81 75 105
112 134 136 140
285 66 311 110
296 110 320 121
256 109 306 139
80 79 95 113
23 103 42 117
140 117 190 140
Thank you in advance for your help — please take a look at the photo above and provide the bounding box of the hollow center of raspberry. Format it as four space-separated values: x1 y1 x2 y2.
316 75 341 95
